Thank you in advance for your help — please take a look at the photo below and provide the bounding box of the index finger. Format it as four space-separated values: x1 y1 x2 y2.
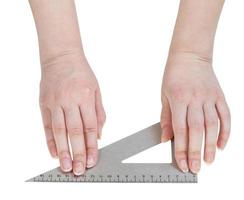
170 102 189 173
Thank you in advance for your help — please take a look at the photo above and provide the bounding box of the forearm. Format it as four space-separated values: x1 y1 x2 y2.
29 0 84 66
169 0 225 61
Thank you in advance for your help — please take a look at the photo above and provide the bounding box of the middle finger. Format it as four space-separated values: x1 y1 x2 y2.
187 103 204 173
64 106 86 176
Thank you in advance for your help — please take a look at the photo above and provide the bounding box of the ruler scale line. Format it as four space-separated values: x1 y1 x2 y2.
26 123 197 183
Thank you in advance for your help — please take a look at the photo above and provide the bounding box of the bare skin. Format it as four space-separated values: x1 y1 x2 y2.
40 54 106 175
161 52 230 173
160 0 230 174
29 0 106 175
29 0 230 175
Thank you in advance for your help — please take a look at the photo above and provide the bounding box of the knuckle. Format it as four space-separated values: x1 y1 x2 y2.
169 86 185 101
174 125 187 135
54 92 66 104
161 122 172 130
102 112 107 122
39 93 52 107
68 127 83 137
216 91 225 101
53 126 66 134
217 101 231 121
84 126 97 135
222 109 231 121
73 153 86 162
87 146 98 153
47 139 56 148
161 112 170 122
191 89 204 100
58 150 70 159
53 89 74 105
206 117 218 127
98 112 106 125
175 150 187 159
81 86 94 97
188 121 204 131
98 118 105 127
188 150 201 159
44 125 52 133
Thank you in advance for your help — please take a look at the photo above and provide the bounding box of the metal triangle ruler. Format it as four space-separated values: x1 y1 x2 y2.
26 122 197 183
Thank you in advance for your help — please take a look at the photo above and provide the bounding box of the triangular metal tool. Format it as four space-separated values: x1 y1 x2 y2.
26 123 197 183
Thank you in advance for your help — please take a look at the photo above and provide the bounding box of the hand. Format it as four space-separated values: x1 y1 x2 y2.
160 52 231 173
39 53 106 175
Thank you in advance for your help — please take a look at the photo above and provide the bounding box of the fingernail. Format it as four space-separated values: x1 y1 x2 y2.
87 156 95 168
206 153 215 163
161 132 168 143
74 162 85 176
161 136 167 143
218 141 226 150
98 131 102 139
191 160 200 174
62 158 72 172
179 159 189 173
51 149 58 159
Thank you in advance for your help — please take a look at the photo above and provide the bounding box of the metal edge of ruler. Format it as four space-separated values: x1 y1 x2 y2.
26 122 197 183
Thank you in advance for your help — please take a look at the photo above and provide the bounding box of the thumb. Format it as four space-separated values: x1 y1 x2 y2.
160 94 173 142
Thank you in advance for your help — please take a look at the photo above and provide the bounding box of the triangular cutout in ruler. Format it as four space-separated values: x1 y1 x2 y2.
122 142 172 164
26 123 197 183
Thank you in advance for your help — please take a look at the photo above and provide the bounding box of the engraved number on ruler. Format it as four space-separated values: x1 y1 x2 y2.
34 173 197 183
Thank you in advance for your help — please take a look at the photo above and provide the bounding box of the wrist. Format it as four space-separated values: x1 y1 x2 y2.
168 35 214 62
40 47 86 69
167 49 213 65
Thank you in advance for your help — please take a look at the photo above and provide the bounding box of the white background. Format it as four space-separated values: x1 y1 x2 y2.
0 0 243 199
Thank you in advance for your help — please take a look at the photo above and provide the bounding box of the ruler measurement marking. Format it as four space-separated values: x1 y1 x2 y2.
27 123 197 183
31 174 193 183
